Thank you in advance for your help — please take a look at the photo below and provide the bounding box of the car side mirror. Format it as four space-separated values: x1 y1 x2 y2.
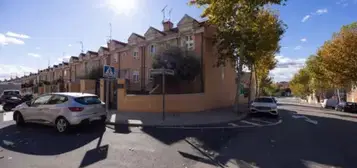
26 101 31 106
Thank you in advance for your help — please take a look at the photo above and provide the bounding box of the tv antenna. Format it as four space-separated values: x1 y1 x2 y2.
161 5 167 22
78 41 84 53
168 8 172 21
107 23 112 42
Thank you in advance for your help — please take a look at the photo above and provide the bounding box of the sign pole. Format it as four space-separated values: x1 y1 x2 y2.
162 68 166 121
105 78 109 114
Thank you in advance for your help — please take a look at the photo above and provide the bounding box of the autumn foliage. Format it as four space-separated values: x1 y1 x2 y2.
290 22 357 98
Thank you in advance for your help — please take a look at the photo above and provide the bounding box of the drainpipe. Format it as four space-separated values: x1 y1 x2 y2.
200 32 204 92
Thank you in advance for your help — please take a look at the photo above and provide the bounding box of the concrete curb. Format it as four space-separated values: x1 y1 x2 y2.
105 113 248 128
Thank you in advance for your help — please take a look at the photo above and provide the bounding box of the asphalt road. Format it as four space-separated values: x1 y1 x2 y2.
1 100 357 168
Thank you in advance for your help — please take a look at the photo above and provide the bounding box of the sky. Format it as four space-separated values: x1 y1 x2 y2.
0 0 356 82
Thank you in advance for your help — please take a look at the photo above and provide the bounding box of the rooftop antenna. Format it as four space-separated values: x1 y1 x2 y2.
79 41 84 53
168 8 172 21
161 5 167 22
109 23 112 41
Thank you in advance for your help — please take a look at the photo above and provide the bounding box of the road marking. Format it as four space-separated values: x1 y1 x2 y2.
292 114 318 125
158 119 282 129
251 118 274 124
240 120 262 126
228 123 238 127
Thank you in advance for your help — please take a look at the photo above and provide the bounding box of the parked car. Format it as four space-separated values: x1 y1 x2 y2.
320 98 338 109
0 89 21 104
335 102 357 113
13 92 107 133
250 97 279 117
2 94 33 111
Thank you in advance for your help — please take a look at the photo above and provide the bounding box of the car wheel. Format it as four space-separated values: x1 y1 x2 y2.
3 104 12 112
14 111 25 126
55 117 70 133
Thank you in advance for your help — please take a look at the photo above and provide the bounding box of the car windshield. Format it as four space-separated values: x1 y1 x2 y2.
3 91 20 95
74 96 102 105
254 98 274 103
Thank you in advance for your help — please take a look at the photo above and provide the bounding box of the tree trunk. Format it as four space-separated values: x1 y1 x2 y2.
337 88 341 103
247 65 253 106
234 56 243 114
254 68 259 97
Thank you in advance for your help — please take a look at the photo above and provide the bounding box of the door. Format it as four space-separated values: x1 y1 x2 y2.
23 94 53 122
43 95 68 123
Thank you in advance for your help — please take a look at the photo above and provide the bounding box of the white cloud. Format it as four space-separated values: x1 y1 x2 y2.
68 44 72 47
101 44 107 47
315 8 328 15
294 46 302 50
28 53 41 58
5 31 30 39
35 47 41 50
300 38 307 42
0 64 37 80
0 33 25 45
301 15 310 22
270 55 306 82
100 0 139 16
343 3 349 6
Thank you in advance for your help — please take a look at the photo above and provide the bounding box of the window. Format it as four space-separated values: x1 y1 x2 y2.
133 70 139 82
32 95 53 106
114 53 119 63
182 35 195 50
133 48 139 59
133 51 138 59
74 96 102 105
48 95 68 104
254 98 274 103
148 68 153 81
2 90 20 96
150 45 155 54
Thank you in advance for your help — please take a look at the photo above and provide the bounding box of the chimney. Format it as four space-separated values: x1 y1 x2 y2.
163 21 173 32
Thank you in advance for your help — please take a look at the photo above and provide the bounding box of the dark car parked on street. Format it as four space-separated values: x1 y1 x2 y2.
335 102 357 113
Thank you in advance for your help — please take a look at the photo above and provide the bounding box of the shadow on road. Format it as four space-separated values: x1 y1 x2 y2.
141 126 242 167
215 109 357 168
79 131 108 168
0 122 105 155
142 108 357 168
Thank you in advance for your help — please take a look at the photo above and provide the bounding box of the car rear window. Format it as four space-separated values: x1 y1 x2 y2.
254 98 274 103
74 96 102 105
3 91 20 95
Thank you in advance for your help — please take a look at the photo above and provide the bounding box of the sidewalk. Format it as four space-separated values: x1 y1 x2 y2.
106 105 249 127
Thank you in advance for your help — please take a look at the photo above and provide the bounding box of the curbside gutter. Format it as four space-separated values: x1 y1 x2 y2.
105 113 249 128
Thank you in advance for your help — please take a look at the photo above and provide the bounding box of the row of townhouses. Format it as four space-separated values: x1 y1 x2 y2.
5 14 209 93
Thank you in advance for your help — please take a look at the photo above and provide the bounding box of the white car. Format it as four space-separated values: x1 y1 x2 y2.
320 98 338 109
13 92 107 133
250 97 279 116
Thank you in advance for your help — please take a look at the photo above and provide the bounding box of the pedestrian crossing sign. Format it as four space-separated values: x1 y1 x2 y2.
103 65 116 78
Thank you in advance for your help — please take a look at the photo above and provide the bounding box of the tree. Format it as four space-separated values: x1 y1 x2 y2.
255 53 277 97
289 68 312 99
317 22 357 88
152 46 202 93
152 46 201 82
84 67 104 80
190 0 286 112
